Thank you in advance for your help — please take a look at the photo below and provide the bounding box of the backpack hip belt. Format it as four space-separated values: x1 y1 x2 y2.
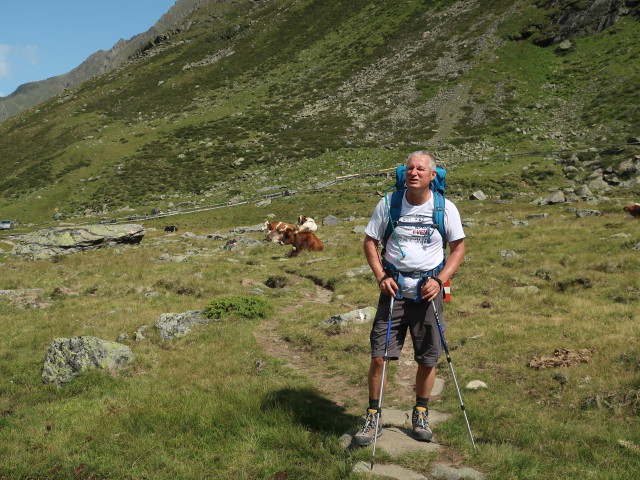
382 258 443 303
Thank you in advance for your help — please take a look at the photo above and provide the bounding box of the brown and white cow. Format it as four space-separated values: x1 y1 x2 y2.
263 220 296 243
296 215 318 233
279 227 324 256
623 203 640 218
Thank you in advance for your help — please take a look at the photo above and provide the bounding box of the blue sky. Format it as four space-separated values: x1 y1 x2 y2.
0 1 177 97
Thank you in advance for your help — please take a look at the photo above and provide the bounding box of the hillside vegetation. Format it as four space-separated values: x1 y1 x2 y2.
0 0 638 223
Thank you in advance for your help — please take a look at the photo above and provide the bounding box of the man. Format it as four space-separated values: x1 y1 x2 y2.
355 151 466 445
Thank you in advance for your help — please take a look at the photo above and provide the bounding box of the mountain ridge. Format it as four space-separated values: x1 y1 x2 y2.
0 0 202 122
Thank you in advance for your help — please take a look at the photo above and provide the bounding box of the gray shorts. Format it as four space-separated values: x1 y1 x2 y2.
370 293 446 366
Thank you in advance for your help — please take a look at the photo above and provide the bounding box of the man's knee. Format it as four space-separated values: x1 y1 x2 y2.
370 357 385 370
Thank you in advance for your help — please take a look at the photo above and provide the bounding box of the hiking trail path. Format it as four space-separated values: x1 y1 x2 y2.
257 282 485 480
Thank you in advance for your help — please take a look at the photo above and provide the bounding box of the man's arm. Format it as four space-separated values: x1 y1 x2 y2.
364 234 398 296
439 238 465 284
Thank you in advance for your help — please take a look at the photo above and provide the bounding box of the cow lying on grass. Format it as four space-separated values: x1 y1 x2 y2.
262 221 295 243
164 225 178 233
279 227 324 256
296 215 318 233
623 203 640 218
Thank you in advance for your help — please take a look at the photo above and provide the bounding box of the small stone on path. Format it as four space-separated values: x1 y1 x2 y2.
353 461 428 480
374 427 441 456
430 462 486 480
465 380 488 390
431 377 445 397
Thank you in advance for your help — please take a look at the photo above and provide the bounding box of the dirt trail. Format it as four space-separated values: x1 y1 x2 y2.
256 284 419 413
256 281 478 478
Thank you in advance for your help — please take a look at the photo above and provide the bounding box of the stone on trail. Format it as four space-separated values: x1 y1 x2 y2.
431 377 445 397
373 427 441 456
431 462 486 480
343 407 451 453
42 336 134 387
353 461 428 480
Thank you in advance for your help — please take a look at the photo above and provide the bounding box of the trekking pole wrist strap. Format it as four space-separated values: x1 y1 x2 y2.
378 275 391 287
432 277 443 290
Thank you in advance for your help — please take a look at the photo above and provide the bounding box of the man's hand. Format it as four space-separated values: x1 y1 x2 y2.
378 275 399 297
420 277 441 302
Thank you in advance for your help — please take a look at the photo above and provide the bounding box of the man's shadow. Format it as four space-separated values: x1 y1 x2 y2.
261 387 359 434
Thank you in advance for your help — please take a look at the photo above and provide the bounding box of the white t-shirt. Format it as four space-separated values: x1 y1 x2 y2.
364 192 465 299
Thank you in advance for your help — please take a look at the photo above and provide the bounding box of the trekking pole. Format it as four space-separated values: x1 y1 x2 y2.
371 295 394 470
432 300 477 452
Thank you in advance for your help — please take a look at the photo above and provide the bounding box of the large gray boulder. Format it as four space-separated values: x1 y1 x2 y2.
322 215 341 226
42 336 134 387
12 224 145 259
155 310 210 340
575 209 603 218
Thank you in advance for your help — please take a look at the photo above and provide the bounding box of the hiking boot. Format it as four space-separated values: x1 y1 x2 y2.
354 409 382 446
412 406 433 442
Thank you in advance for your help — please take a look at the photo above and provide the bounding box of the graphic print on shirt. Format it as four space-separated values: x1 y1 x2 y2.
395 215 441 247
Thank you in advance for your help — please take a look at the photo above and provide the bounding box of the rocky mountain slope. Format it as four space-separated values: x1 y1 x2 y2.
0 0 202 122
0 0 638 223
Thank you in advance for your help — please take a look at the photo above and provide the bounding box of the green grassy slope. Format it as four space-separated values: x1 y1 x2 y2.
0 0 638 224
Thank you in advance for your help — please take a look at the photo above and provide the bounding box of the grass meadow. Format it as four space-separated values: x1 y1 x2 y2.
1 178 639 479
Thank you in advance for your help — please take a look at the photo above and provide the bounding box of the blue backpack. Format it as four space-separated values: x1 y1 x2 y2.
382 164 448 270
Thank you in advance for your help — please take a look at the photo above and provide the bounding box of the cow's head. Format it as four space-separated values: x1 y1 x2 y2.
297 215 307 225
278 227 299 245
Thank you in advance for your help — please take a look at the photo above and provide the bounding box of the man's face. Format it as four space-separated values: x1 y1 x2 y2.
405 154 436 190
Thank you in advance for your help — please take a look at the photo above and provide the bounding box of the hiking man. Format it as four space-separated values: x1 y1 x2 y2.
355 151 466 445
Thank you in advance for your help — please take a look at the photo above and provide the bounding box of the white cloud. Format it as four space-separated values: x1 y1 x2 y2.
0 44 11 78
22 45 39 65
0 44 39 79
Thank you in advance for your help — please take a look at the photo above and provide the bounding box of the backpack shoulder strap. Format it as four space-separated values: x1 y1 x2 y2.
383 189 404 247
432 191 446 249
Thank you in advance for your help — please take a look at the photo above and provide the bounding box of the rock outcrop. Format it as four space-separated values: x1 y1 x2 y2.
155 310 210 340
42 336 134 387
12 224 145 259
533 0 640 46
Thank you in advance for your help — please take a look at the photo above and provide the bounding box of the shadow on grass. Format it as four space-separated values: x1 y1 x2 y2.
261 387 359 434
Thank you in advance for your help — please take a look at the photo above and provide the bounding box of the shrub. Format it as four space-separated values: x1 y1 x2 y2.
203 296 273 320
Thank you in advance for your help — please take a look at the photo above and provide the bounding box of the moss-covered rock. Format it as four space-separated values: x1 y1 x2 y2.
12 224 145 259
41 336 134 387
155 310 210 340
